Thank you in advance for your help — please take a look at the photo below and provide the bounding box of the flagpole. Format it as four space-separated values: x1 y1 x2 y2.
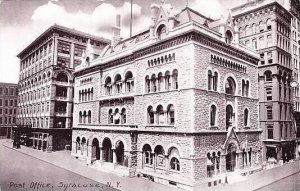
130 0 133 37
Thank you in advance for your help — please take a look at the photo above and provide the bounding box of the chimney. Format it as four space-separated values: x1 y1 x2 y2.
112 14 121 48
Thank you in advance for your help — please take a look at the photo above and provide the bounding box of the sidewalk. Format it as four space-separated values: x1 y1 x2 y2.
1 140 182 191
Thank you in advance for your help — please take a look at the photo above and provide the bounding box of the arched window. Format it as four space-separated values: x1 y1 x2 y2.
76 137 81 153
210 105 217 126
88 110 91 124
225 77 236 95
83 111 87 124
145 76 150 93
165 71 171 90
125 71 134 93
252 23 256 34
170 157 180 171
114 108 120 124
259 21 264 32
225 30 233 44
114 74 122 94
151 74 157 92
105 77 112 95
157 24 167 40
264 71 272 82
79 111 82 123
244 108 249 127
154 145 165 167
147 106 154 124
213 72 218 91
167 104 175 125
172 69 178 89
157 105 165 125
108 109 113 124
226 105 234 130
142 144 153 165
208 70 213 90
158 73 164 91
121 108 126 124
245 25 250 36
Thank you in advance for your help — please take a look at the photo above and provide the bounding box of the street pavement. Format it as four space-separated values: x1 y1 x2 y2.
0 140 181 191
255 172 300 191
0 141 118 191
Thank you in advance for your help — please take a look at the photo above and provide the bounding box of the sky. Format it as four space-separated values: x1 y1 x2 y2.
0 0 246 83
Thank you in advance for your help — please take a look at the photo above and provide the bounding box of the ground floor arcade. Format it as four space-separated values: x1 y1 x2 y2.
71 128 262 188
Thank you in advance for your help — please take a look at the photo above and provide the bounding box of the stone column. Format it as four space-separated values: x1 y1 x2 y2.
153 152 156 171
165 155 170 174
99 147 103 162
86 144 93 165
220 154 226 173
113 149 117 164
47 135 53 152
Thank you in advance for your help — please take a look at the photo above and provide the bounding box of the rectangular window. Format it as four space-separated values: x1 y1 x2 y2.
57 42 71 54
267 106 273 119
0 99 2 106
10 100 13 106
0 87 2 95
5 100 8 106
10 88 14 95
57 56 70 68
266 87 272 100
267 126 273 139
0 108 2 114
74 45 85 57
0 117 2 124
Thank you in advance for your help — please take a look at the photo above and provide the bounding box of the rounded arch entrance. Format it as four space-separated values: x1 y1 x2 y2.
92 138 100 160
115 141 125 165
102 138 113 163
226 143 237 171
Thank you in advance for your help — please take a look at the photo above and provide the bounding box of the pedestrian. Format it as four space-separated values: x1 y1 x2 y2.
225 175 228 184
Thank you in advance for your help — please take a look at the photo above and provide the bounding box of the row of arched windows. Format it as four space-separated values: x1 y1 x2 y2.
19 72 69 91
108 108 126 124
207 72 250 97
142 144 180 172
210 104 249 128
79 110 92 124
145 69 178 93
147 53 175 67
104 71 134 95
147 104 174 125
79 88 94 102
239 19 272 38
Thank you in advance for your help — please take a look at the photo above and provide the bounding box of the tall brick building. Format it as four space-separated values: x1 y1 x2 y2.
72 3 261 188
16 25 109 151
0 82 18 139
231 0 297 162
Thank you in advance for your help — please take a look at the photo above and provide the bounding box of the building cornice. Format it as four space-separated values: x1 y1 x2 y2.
75 30 259 78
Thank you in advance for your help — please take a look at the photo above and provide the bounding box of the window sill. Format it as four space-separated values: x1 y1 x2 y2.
144 89 179 95
145 125 175 129
209 126 219 130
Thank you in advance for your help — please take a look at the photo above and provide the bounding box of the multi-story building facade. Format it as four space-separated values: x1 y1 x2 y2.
16 25 109 151
71 3 261 189
0 83 18 139
231 0 297 162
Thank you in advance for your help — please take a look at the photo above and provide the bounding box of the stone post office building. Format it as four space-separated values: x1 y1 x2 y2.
71 3 262 189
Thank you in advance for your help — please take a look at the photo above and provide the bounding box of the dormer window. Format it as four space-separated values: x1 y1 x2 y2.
225 30 233 44
157 24 167 40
